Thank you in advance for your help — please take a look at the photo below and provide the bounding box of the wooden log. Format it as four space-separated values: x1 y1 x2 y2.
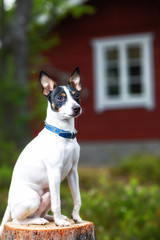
1 220 96 240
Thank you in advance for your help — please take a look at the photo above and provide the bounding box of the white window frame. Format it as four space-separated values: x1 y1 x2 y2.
91 33 155 113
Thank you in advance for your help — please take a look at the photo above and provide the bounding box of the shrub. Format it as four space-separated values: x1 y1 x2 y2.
111 153 160 184
0 138 18 168
0 166 12 190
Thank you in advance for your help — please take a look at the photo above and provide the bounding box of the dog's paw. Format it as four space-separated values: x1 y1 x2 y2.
54 215 71 226
71 214 82 223
13 217 49 225
36 218 49 225
61 214 69 221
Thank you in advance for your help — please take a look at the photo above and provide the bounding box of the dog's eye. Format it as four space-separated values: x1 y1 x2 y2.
57 95 64 101
75 92 79 98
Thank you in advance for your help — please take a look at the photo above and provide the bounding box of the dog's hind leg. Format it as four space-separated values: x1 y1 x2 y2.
11 188 49 225
32 192 53 222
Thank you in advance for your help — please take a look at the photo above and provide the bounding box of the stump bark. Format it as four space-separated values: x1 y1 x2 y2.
2 220 96 240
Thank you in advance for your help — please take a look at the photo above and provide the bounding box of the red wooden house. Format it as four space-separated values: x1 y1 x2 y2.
42 0 160 164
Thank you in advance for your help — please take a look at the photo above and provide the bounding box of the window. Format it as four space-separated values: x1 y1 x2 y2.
92 33 155 112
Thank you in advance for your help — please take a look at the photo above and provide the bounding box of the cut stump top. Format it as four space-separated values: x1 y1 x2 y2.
2 220 96 240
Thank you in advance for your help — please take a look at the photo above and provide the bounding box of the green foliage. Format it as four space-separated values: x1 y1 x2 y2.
29 79 48 129
0 136 18 167
59 4 95 19
0 190 8 222
79 179 160 240
0 166 12 190
29 0 94 58
111 153 160 184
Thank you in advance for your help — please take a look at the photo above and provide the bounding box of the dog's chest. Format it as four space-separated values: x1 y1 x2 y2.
42 134 80 181
58 140 79 181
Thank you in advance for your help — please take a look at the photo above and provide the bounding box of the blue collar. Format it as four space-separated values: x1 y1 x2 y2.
45 122 77 139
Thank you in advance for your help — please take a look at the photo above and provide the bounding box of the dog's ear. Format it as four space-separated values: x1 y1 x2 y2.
68 66 82 91
39 71 56 96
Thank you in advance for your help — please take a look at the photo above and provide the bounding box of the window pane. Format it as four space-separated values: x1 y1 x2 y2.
107 67 119 78
108 85 120 96
107 78 120 97
128 66 141 76
129 83 142 94
127 46 141 59
107 48 118 61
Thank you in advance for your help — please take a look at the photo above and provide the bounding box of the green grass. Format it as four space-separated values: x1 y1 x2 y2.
1 154 160 239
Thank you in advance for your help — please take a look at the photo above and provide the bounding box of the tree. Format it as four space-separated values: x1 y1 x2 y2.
0 0 94 148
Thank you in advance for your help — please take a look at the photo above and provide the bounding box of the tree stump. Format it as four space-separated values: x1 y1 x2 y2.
1 220 96 240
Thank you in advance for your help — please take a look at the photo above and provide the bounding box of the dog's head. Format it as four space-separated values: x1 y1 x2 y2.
39 67 82 119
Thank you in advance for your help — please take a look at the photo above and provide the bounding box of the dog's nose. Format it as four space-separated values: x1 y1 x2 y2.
73 106 81 114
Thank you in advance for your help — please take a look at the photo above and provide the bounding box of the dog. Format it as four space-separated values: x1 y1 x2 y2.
0 66 82 237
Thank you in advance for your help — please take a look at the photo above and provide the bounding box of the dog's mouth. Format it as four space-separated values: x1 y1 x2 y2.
63 108 82 118
69 111 81 118
69 113 80 118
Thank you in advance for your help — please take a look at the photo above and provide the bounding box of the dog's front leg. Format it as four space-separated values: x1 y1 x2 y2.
67 164 82 223
47 168 71 226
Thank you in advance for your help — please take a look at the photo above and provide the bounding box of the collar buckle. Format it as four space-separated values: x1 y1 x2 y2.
71 131 77 139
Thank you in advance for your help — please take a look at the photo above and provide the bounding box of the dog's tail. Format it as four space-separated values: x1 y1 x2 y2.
0 205 11 238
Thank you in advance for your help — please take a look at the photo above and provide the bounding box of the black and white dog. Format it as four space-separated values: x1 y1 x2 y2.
0 67 82 236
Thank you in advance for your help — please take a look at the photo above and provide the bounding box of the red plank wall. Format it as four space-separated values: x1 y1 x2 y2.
44 0 160 142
